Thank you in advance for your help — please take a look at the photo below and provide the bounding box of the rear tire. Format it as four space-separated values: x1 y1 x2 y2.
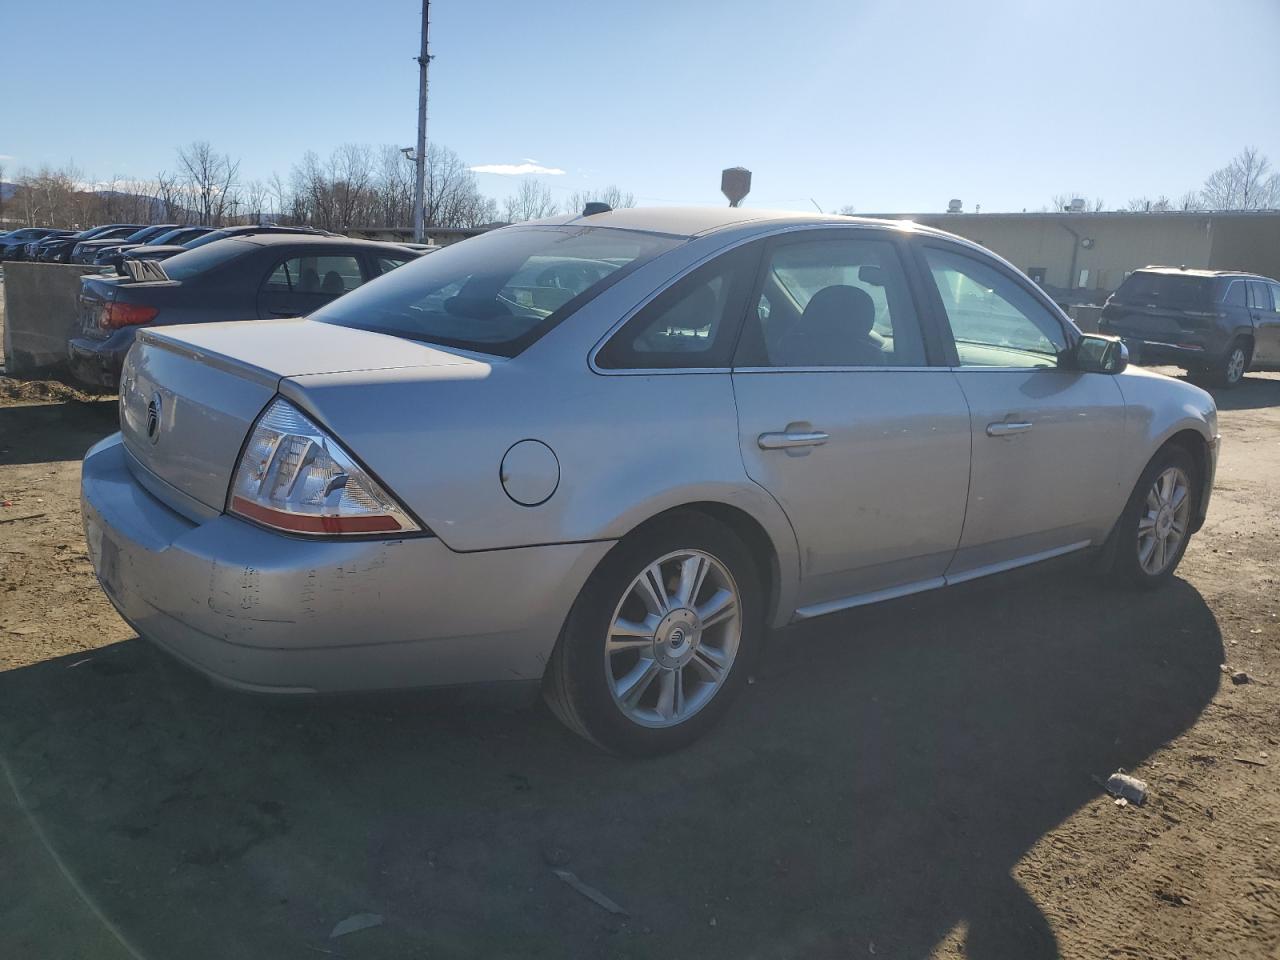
1197 339 1250 388
543 512 763 756
1106 445 1200 589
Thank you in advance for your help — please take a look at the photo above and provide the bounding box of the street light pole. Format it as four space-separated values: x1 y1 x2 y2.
412 0 430 243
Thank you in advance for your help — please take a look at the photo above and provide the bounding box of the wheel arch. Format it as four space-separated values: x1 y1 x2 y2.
1160 428 1212 532
610 498 799 630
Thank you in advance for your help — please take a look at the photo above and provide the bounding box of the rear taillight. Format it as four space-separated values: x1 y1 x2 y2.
228 398 420 537
99 303 159 330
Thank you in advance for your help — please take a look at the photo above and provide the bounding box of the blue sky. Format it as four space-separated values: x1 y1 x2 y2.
2 0 1278 213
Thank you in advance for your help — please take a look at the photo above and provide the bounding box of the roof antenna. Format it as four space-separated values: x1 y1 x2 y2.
582 202 612 216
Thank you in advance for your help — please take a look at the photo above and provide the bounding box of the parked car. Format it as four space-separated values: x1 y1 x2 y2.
26 230 84 261
68 233 419 389
121 224 332 265
71 224 178 264
1098 267 1280 387
40 224 144 263
80 207 1220 754
0 227 73 261
94 226 213 272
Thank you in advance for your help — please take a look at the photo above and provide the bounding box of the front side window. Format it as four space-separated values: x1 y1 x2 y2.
737 234 927 367
1270 284 1280 312
922 245 1066 368
376 255 411 276
314 226 682 357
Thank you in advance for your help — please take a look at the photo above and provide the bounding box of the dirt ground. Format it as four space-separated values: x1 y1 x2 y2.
1 371 1278 960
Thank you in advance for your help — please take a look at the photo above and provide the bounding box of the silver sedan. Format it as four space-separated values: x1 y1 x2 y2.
81 207 1219 754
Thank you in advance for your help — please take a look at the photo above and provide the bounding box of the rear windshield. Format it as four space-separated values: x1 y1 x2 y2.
160 239 250 281
313 225 683 357
184 229 232 250
1113 271 1214 307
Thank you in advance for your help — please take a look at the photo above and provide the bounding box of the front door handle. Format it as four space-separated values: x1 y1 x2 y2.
986 421 1033 438
758 430 830 450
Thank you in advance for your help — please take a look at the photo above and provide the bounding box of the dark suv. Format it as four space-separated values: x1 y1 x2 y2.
1099 267 1280 387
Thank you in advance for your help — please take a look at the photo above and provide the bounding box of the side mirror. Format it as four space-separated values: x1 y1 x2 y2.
1073 333 1128 374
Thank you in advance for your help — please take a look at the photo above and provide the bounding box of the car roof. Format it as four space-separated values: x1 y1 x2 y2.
525 204 958 242
229 233 418 251
1135 265 1275 281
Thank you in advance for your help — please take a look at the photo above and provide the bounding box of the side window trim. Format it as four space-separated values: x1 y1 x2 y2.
908 236 1077 370
731 227 947 370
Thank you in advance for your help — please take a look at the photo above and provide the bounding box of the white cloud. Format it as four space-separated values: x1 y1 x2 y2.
521 157 540 164
0 154 15 161
470 161 566 176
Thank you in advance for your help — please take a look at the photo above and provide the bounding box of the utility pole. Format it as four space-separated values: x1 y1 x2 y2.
412 0 430 243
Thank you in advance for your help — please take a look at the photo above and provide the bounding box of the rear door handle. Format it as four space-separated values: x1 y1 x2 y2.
758 430 830 450
986 421 1033 437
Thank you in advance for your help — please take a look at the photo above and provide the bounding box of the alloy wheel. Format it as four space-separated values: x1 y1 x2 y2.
1226 346 1246 384
1137 466 1191 575
605 549 741 728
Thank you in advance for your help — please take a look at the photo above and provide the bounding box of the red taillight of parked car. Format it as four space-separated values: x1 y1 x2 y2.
99 303 159 330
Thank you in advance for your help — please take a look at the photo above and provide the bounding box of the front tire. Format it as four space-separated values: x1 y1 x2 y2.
543 512 763 755
1108 445 1200 588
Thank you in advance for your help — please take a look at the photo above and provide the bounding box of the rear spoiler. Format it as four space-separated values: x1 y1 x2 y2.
123 259 171 283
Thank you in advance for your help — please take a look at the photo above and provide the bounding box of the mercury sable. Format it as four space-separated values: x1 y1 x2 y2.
81 207 1219 754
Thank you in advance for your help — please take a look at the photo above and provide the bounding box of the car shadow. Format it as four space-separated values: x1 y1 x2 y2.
0 563 1222 959
1155 369 1280 411
0 398 118 465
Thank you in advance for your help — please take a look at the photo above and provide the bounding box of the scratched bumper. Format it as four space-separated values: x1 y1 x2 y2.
80 434 611 693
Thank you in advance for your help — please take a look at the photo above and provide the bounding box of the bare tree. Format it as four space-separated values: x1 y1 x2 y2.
1200 147 1280 210
1178 189 1205 212
563 184 636 214
241 179 270 225
502 179 558 222
1047 192 1105 212
836 204 857 216
177 140 241 226
1125 195 1172 213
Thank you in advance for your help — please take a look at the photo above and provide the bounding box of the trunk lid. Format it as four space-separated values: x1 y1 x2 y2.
120 319 485 513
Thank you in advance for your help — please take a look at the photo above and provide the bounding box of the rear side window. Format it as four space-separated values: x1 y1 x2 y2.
1247 281 1273 310
737 234 927 367
1270 284 1280 313
596 243 758 369
265 255 364 295
1114 271 1214 307
1223 281 1247 307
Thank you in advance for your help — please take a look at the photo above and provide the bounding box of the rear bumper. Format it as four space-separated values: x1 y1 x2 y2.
1100 322 1228 368
67 336 126 390
80 435 611 694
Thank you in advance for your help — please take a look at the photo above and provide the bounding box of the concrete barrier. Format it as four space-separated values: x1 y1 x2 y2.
1 262 102 378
